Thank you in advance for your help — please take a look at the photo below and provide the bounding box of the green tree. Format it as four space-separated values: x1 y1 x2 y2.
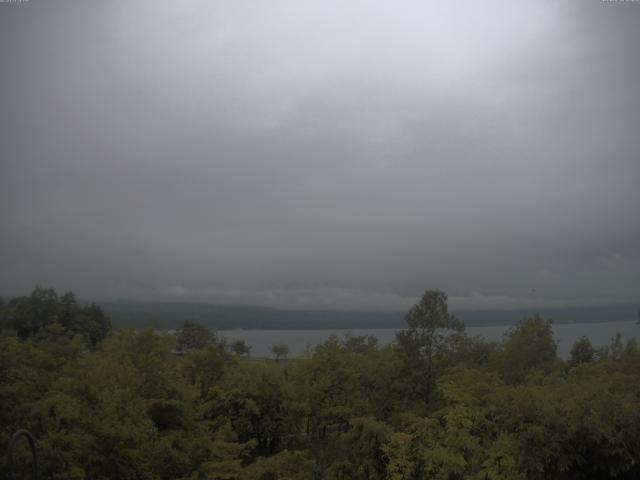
326 417 389 479
569 336 597 367
0 287 111 345
247 450 316 480
383 431 417 480
501 314 558 384
176 319 213 351
205 363 303 455
230 339 251 358
396 290 464 401
7 286 60 338
270 343 289 361
182 341 234 398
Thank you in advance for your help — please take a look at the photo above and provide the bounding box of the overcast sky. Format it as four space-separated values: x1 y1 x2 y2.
1 0 639 311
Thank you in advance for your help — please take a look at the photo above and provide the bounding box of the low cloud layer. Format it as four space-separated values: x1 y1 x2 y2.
1 0 639 311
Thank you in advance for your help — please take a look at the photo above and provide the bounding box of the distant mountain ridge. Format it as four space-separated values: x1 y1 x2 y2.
96 300 639 330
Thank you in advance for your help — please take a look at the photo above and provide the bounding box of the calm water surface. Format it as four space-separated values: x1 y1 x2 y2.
219 321 639 359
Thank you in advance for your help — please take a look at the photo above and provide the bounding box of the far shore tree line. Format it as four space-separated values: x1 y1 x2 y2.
1 286 640 479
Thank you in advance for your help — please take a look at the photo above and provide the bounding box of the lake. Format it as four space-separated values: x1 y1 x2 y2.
219 321 640 359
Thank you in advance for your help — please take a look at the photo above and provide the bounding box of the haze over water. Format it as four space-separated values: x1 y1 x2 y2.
220 321 640 359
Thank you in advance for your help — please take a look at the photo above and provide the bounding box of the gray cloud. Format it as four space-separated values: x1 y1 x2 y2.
1 0 639 310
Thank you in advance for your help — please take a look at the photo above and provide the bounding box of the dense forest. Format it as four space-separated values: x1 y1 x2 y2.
2 287 640 479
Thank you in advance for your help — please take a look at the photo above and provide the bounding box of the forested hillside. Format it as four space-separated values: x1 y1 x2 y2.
2 288 640 479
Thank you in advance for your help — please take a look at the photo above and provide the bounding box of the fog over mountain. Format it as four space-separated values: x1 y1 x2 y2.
1 0 639 312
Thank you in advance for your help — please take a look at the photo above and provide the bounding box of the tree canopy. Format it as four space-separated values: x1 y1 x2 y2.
2 287 640 479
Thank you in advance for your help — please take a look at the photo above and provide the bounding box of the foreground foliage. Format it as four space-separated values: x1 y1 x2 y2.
1 288 640 479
